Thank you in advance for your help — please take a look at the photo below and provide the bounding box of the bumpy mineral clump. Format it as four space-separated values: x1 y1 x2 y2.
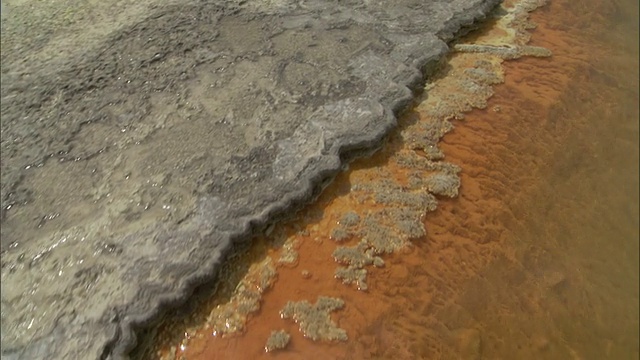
422 173 462 198
330 211 362 242
264 330 291 352
280 296 347 342
339 212 361 227
330 227 351 242
335 266 369 291
333 241 383 268
332 239 385 290
278 237 299 265
360 213 414 254
207 256 276 336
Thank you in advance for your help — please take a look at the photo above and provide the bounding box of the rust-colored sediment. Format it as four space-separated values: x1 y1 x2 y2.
147 0 639 358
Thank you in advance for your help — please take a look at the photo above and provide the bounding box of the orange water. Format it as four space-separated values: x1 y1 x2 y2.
147 0 639 358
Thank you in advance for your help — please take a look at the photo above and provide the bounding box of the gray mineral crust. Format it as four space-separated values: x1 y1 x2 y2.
0 0 500 358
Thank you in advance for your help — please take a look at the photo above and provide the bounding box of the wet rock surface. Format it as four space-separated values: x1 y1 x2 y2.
0 0 500 358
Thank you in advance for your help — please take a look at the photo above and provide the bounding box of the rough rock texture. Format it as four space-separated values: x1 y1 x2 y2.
0 0 500 358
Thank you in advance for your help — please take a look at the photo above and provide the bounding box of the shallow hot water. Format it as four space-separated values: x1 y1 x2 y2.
145 0 639 358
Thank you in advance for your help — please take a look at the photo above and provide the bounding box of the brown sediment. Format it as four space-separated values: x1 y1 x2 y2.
146 0 639 358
